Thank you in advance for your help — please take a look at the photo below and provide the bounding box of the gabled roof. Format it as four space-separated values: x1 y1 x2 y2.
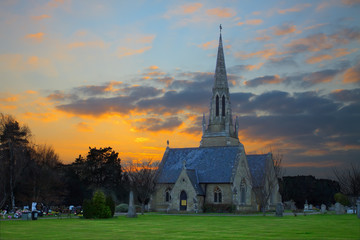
156 146 241 184
185 169 204 195
247 154 268 187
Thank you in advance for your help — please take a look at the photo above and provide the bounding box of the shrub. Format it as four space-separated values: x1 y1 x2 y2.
106 195 115 217
83 190 112 219
334 193 350 206
115 203 129 213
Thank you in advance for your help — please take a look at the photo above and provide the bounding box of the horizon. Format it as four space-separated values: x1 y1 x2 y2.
0 0 359 179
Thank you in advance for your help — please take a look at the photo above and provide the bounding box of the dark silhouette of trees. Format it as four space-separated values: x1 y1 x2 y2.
333 163 360 206
279 175 340 208
124 160 159 215
73 147 125 201
0 113 31 210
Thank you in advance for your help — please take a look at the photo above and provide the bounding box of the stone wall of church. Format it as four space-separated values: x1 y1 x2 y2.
203 183 233 205
150 183 173 212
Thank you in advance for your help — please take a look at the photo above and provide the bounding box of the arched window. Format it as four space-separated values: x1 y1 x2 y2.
214 186 222 203
165 189 171 202
222 95 225 116
216 95 219 116
240 179 246 204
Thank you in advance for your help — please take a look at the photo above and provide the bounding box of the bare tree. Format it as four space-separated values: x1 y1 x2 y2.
0 113 31 210
248 152 283 216
124 160 159 215
333 162 360 205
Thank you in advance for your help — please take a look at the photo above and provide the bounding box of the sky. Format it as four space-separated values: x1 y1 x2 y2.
0 0 359 179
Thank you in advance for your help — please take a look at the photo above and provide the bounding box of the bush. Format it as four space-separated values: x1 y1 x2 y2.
106 195 115 217
115 203 129 213
334 193 350 206
83 190 112 219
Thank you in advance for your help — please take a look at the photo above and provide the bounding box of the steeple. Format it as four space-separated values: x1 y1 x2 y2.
200 25 240 147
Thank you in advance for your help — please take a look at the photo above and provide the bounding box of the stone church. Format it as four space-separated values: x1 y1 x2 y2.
151 29 281 212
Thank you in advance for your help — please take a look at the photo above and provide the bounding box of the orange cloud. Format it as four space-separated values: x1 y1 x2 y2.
235 48 282 60
342 0 360 5
76 122 93 132
198 40 217 50
238 19 263 26
306 48 357 64
31 14 51 20
343 65 360 83
206 8 236 18
164 3 203 18
117 46 152 58
148 65 159 70
0 95 18 102
278 3 311 14
135 137 150 143
306 54 333 64
274 24 298 36
245 62 264 71
67 41 106 49
25 32 45 42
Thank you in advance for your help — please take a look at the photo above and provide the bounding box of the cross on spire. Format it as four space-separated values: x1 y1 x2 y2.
219 24 222 33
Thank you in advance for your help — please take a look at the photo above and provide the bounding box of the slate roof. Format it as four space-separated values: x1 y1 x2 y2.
247 154 268 187
157 146 240 184
185 169 204 195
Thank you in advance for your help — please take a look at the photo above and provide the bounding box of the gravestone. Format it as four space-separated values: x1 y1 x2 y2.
309 204 313 210
321 204 327 214
276 203 284 217
335 202 345 215
357 199 360 219
304 200 309 211
127 191 137 218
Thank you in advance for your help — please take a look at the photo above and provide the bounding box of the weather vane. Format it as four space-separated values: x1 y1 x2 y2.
220 24 222 33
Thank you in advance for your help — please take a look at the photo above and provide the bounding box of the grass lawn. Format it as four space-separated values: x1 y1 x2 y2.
0 214 359 239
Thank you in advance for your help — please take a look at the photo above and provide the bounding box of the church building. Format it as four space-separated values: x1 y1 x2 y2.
151 28 281 212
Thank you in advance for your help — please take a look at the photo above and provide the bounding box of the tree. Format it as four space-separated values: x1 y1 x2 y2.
0 113 31 210
74 147 124 200
124 160 159 215
26 144 65 205
83 190 112 219
248 152 283 216
333 163 360 206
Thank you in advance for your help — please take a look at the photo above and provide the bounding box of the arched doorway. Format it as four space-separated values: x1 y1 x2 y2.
180 191 187 211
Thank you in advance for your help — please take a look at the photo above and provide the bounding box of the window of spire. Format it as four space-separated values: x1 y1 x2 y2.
216 95 219 116
222 95 225 116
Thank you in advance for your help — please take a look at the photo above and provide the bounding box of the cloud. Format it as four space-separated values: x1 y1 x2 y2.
76 122 93 132
342 0 360 5
25 32 45 42
244 75 283 87
67 41 106 49
343 64 360 83
198 40 217 50
273 24 298 36
206 8 236 18
329 88 360 103
134 117 183 132
235 48 283 60
237 19 263 26
164 3 203 18
278 3 311 14
134 137 150 143
117 46 152 58
306 54 333 64
31 14 51 20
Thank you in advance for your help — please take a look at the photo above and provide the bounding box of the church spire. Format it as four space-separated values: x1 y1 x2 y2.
200 25 240 148
214 25 228 90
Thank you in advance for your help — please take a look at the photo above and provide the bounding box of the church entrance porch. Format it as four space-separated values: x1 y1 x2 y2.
180 191 187 211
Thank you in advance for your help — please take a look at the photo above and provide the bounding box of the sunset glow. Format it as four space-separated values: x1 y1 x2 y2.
1 0 359 178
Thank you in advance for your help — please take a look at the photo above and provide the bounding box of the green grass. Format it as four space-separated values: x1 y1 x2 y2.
0 214 359 239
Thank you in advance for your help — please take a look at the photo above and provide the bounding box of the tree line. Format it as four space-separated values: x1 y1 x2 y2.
0 113 158 212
